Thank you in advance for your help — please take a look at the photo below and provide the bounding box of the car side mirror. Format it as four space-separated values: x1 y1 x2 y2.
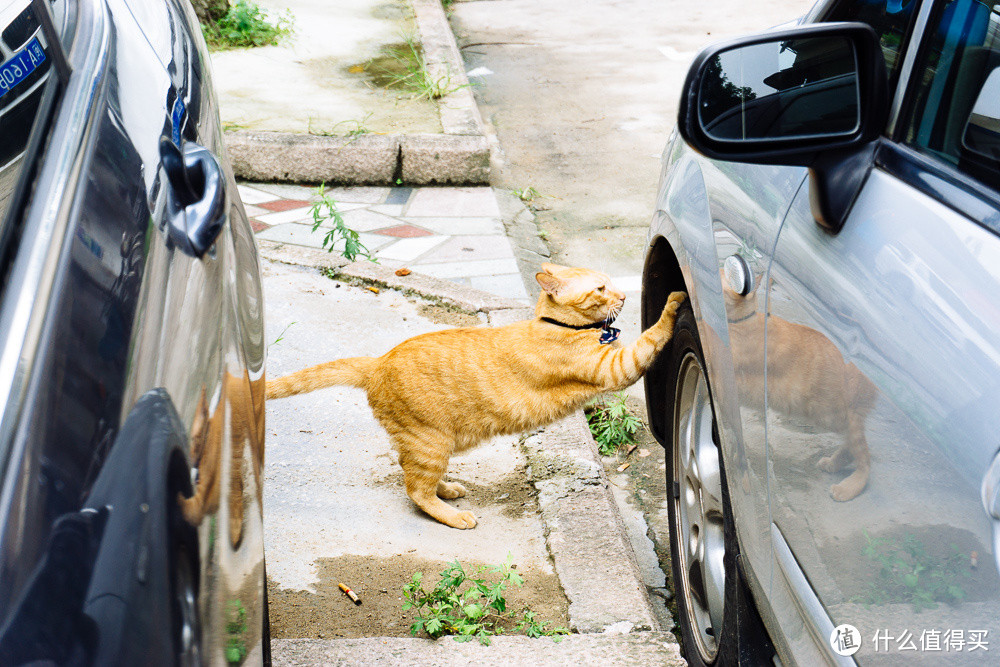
963 66 1000 162
678 22 888 231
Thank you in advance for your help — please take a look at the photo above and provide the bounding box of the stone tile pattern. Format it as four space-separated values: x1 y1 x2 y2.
241 183 529 302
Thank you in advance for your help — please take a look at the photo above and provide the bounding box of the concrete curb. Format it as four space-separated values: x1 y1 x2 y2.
272 632 685 665
225 0 490 185
257 240 529 323
523 414 661 634
495 189 551 302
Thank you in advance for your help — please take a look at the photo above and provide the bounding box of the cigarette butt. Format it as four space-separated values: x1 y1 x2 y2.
617 462 631 472
626 444 637 456
339 582 362 605
971 551 979 569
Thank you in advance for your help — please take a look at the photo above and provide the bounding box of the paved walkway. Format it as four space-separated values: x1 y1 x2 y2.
239 182 530 302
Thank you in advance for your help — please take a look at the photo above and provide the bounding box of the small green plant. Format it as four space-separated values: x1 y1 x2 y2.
513 186 543 202
269 321 295 348
403 555 569 645
382 33 470 100
855 531 969 611
309 183 374 262
308 113 373 139
203 0 294 51
586 392 641 456
224 599 248 664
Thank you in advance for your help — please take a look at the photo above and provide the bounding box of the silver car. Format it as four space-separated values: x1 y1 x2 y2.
642 0 1000 664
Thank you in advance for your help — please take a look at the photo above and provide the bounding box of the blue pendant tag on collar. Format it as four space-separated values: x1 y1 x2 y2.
599 326 620 344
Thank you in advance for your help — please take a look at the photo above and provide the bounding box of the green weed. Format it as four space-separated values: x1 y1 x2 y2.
513 186 543 203
309 183 374 262
381 33 470 100
203 0 294 51
854 531 969 611
308 113 373 139
586 393 641 456
402 555 569 645
269 321 295 348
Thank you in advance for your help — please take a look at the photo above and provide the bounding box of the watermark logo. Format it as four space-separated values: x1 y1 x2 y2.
831 624 862 657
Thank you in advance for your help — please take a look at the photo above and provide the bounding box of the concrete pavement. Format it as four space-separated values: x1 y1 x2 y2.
215 0 489 184
210 0 695 660
241 182 530 301
260 247 683 664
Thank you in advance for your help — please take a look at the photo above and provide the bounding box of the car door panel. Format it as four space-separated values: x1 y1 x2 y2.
766 168 1000 663
701 156 806 599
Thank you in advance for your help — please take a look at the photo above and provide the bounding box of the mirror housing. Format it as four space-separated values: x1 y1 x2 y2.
679 22 887 165
963 66 1000 162
677 22 888 232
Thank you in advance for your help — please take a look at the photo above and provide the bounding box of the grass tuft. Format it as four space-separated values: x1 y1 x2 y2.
403 555 569 645
203 0 294 51
586 392 641 456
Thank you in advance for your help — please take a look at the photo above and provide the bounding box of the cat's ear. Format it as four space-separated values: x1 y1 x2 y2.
540 262 569 275
536 271 563 296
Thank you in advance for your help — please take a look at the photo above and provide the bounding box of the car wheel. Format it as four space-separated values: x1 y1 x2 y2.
664 301 740 666
171 543 201 667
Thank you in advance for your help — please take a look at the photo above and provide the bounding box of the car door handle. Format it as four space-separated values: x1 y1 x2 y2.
160 138 227 258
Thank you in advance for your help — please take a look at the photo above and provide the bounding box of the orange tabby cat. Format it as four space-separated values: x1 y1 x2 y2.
178 371 266 547
266 263 686 529
725 285 876 501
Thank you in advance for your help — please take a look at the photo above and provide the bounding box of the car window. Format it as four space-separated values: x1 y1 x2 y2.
0 0 68 243
899 0 1000 191
822 0 919 81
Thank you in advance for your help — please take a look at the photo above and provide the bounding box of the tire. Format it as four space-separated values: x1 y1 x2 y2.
170 542 201 667
262 561 272 667
664 301 757 666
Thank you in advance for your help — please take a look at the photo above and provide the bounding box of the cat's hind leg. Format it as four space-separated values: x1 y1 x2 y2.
395 433 477 529
828 410 871 502
817 445 852 474
436 480 467 499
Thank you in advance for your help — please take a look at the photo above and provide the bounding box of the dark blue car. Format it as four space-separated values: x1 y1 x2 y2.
0 0 268 664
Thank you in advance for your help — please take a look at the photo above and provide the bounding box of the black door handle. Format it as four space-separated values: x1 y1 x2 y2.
160 138 227 258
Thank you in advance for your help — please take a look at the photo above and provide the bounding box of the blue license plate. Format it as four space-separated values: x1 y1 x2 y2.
0 37 46 101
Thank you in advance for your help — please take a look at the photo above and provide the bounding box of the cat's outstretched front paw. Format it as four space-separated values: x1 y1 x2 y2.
659 291 687 323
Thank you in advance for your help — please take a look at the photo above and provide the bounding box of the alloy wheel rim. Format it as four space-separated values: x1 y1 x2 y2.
175 551 201 667
673 352 726 663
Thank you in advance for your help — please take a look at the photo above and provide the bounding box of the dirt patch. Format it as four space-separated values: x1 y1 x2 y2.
268 554 569 639
416 303 483 327
350 41 424 90
375 469 538 520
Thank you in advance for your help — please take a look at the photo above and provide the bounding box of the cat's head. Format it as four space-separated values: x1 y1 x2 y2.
534 263 626 325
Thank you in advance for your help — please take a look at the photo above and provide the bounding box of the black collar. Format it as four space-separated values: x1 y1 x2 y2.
540 317 605 330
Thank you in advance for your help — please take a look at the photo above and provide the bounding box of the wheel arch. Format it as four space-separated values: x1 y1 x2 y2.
642 234 689 446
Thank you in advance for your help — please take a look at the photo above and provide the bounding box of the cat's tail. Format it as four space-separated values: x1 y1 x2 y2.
266 357 376 399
